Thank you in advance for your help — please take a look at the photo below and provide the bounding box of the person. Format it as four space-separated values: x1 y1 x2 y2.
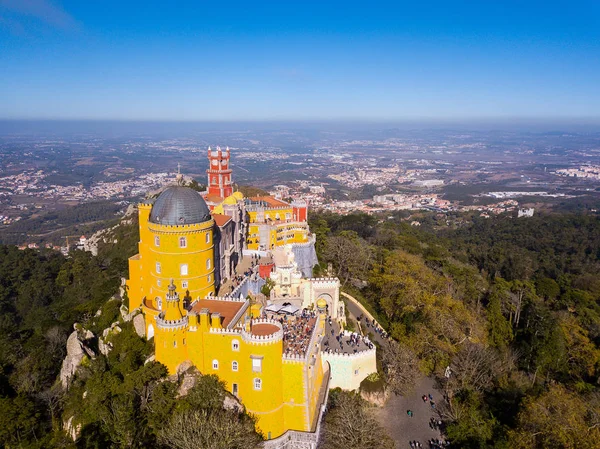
422 394 428 402
428 393 433 401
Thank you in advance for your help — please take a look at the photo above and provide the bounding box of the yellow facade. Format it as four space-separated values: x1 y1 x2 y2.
127 189 326 440
247 220 310 251
141 286 326 439
127 200 215 311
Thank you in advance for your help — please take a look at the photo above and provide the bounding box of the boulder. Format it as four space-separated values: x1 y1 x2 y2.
133 314 145 338
223 394 244 413
59 331 86 389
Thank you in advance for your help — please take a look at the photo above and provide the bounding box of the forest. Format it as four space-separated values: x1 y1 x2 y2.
311 210 600 448
0 207 599 448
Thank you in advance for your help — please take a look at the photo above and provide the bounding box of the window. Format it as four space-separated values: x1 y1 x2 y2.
156 297 162 311
154 236 160 247
206 259 211 270
206 233 210 244
232 340 240 351
179 236 187 248
183 338 186 345
207 274 211 283
173 341 177 348
180 264 188 276
157 279 161 287
232 383 238 396
232 361 238 371
354 369 359 376
252 358 262 373
285 213 291 220
156 262 161 274
254 378 262 390
182 280 188 289
212 360 219 370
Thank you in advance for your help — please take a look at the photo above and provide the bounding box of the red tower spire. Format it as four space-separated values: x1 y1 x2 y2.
206 146 233 198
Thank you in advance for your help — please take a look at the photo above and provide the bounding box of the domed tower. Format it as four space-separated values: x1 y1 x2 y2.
207 146 233 198
127 186 216 311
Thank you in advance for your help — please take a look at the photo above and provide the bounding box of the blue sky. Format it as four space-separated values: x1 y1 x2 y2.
1 0 599 121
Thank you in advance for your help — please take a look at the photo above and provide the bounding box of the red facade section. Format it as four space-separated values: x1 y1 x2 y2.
207 146 233 198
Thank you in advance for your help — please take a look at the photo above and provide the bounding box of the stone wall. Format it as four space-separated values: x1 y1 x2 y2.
322 348 377 391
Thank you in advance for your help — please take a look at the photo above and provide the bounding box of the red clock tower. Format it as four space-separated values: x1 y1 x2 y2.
206 146 233 198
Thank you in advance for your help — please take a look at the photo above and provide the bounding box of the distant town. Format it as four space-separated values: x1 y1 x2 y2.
1 124 599 248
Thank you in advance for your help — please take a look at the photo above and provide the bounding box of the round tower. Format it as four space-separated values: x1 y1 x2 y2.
145 186 216 303
155 281 189 374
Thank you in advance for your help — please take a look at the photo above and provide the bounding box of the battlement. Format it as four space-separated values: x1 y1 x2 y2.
190 295 246 306
322 347 376 359
306 277 340 287
147 220 214 234
282 353 307 363
156 315 189 330
208 327 242 336
242 319 283 344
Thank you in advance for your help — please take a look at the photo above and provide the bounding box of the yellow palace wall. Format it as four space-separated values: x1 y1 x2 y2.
149 309 326 439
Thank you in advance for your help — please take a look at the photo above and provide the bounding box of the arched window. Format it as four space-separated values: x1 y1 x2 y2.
207 274 211 283
206 259 211 270
206 233 210 244
254 378 262 390
154 236 160 247
156 297 162 310
232 361 238 372
212 360 219 370
156 262 161 274
180 264 188 276
232 340 240 351
179 236 187 248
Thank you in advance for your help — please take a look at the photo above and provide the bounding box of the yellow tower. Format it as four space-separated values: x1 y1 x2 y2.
127 186 216 311
154 280 189 373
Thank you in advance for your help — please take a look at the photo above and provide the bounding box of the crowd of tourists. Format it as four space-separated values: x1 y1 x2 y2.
275 311 316 357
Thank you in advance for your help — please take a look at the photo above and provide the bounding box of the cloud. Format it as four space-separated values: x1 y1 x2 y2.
0 0 79 30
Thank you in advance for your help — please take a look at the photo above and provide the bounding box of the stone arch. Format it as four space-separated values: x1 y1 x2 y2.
147 323 155 340
316 293 333 313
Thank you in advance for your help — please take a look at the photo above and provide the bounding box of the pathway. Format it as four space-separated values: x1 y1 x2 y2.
373 376 446 449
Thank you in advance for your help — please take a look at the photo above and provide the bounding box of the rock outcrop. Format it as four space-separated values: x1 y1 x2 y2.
59 325 95 389
133 313 145 338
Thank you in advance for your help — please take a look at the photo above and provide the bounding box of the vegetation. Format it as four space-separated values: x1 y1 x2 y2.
321 389 394 449
0 213 260 448
311 210 600 449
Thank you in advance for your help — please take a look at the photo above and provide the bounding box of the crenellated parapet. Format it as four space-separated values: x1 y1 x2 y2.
322 347 376 359
147 219 214 234
190 295 246 306
242 319 283 344
156 315 189 330
282 353 307 363
208 327 242 336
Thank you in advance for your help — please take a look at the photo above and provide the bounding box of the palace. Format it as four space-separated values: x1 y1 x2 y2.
126 147 376 446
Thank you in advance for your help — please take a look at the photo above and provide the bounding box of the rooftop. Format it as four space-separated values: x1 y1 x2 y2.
251 322 281 336
190 299 246 328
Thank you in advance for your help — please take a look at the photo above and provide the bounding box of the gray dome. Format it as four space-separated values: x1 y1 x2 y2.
149 186 211 225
